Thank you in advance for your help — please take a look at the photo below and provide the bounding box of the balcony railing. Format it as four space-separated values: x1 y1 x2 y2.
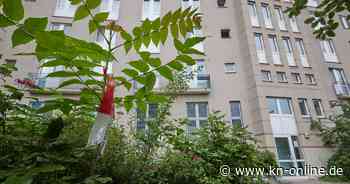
334 83 350 97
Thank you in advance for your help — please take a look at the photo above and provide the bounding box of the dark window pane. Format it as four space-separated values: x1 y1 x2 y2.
275 137 292 160
280 98 292 114
198 103 208 117
137 120 146 130
148 104 158 118
230 101 241 117
267 98 278 114
187 103 196 117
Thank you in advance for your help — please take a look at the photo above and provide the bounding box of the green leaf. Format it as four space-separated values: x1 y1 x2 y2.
47 71 76 78
74 5 89 21
184 36 205 48
176 55 195 65
0 14 15 27
133 39 142 52
129 60 150 72
24 17 48 35
89 20 98 33
3 0 24 21
157 66 173 81
69 0 82 5
171 23 179 39
37 103 58 113
168 60 184 71
179 20 188 37
143 19 152 34
132 26 142 37
159 27 168 44
2 175 32 184
94 12 109 22
151 31 160 46
58 79 82 89
152 17 161 30
174 39 185 52
304 17 315 24
86 0 101 9
148 58 161 67
122 68 139 78
161 11 172 28
144 73 156 90
115 77 132 90
12 27 34 47
124 95 134 112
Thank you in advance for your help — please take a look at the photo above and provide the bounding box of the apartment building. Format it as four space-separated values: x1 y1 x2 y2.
1 0 350 176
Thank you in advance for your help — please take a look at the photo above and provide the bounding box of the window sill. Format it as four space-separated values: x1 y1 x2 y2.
225 71 237 74
307 83 317 86
259 62 270 65
302 115 312 119
288 65 298 68
278 81 288 83
273 64 284 67
263 80 273 82
293 82 303 85
303 66 312 69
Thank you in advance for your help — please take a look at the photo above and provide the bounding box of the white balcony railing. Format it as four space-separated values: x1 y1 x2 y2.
188 74 211 90
323 52 338 63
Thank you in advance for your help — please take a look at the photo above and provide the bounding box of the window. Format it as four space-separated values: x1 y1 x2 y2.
275 6 287 31
143 0 161 21
100 0 120 20
277 72 288 83
282 37 296 66
307 0 319 7
261 3 273 29
54 0 77 17
298 98 311 117
217 0 226 7
268 35 282 65
291 73 302 84
289 16 300 32
136 104 158 130
255 33 267 63
221 29 230 38
275 136 304 175
305 74 316 85
295 38 310 67
248 1 259 27
50 23 72 35
320 39 338 62
267 97 292 115
261 70 272 81
5 59 16 67
182 0 200 12
329 68 347 84
230 101 242 127
224 63 236 73
340 15 350 29
186 102 208 134
312 99 324 117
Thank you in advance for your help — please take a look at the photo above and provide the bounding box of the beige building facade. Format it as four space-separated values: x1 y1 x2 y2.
1 0 350 176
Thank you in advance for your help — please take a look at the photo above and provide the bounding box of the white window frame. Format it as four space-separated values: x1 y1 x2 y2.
312 99 325 117
275 6 287 31
230 101 243 127
320 39 338 63
262 70 272 81
268 35 282 65
142 0 161 21
255 33 267 63
291 73 302 84
248 1 260 27
296 38 310 67
50 22 71 35
282 37 296 66
289 16 300 32
261 3 273 29
186 102 208 134
305 74 316 85
267 97 293 115
277 72 288 83
298 98 311 117
136 104 159 130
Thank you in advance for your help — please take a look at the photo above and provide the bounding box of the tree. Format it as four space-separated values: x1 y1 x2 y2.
0 0 204 115
287 0 350 39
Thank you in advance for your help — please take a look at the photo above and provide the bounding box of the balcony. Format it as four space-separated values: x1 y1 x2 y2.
187 74 211 94
334 83 350 98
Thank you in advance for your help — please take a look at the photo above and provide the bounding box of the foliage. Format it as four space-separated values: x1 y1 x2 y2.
287 0 350 39
311 103 350 181
0 0 204 114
